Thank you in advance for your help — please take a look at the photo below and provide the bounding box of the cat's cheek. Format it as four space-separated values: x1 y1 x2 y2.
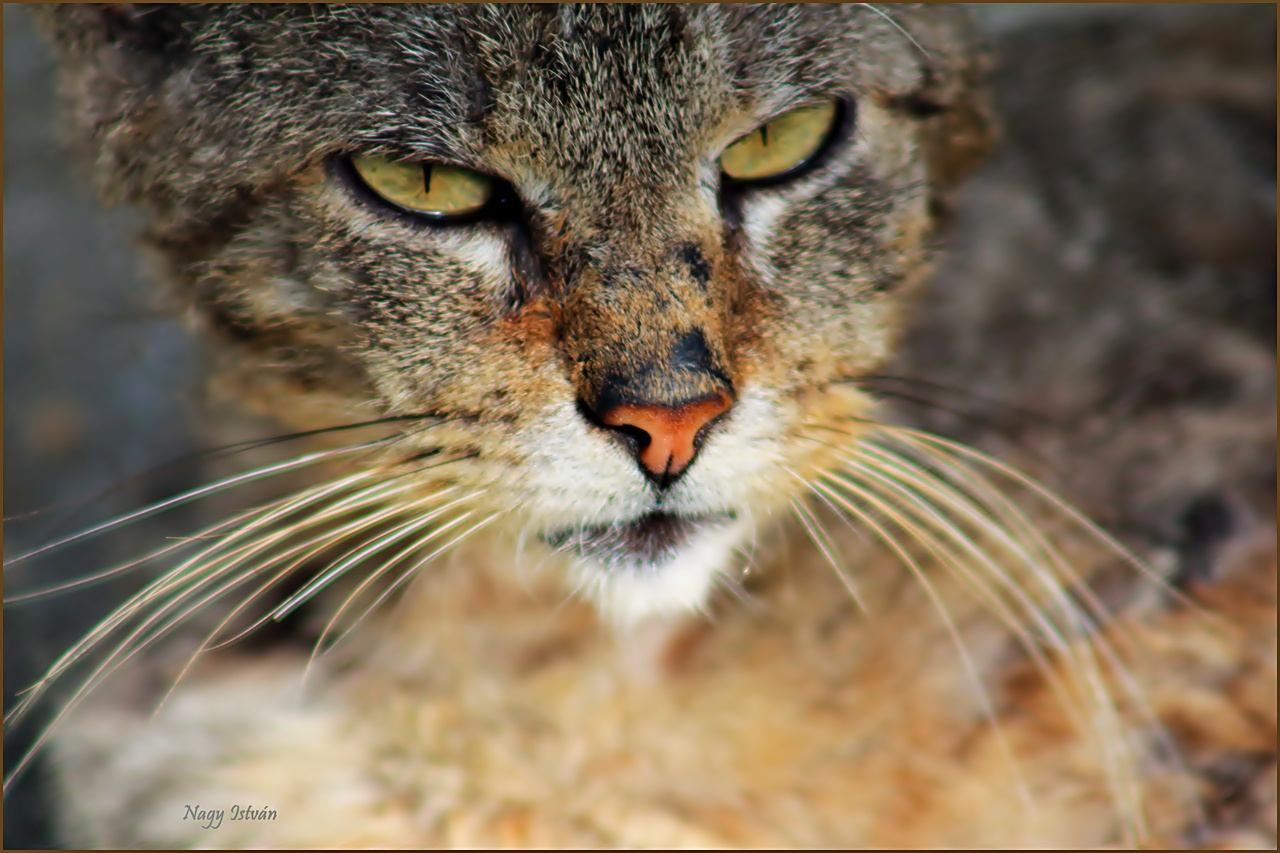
509 398 654 528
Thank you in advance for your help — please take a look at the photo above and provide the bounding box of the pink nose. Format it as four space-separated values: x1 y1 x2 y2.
600 391 733 479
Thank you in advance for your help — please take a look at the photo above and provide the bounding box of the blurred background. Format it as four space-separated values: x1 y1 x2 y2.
3 4 1272 848
4 5 207 845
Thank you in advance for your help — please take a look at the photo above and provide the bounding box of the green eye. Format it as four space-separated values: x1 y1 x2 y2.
720 100 840 182
350 154 495 218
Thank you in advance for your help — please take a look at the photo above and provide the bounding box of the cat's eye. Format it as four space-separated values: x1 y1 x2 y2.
720 100 841 183
350 154 495 218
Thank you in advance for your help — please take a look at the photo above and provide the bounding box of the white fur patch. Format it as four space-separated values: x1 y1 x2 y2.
570 516 751 627
740 194 789 274
449 230 510 278
515 396 660 527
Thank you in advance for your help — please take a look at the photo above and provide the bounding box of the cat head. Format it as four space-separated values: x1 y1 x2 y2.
39 4 994 623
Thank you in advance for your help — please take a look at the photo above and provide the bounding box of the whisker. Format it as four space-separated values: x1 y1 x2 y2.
865 428 1199 745
812 422 1172 839
848 445 1082 644
862 431 1194 835
4 555 267 793
860 437 1129 652
5 413 446 551
317 508 507 661
821 421 1197 670
5 515 242 605
5 464 427 725
4 439 397 570
858 4 929 58
157 488 474 714
825 452 1145 825
798 417 1159 832
4 459 477 793
866 444 1142 835
295 501 488 689
158 489 449 662
815 465 1090 736
7 500 290 724
271 486 470 622
884 425 1197 608
796 467 1035 812
854 373 1056 428
785 483 867 612
6 464 415 607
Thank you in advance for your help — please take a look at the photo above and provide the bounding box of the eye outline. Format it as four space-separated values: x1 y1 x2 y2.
331 154 525 227
718 95 856 191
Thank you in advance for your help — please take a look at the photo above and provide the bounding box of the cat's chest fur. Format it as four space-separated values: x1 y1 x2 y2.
46 503 1278 848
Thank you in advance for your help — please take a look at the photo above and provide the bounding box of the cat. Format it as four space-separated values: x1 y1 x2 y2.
6 3 1275 847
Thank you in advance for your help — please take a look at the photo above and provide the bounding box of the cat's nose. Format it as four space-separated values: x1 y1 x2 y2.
598 391 733 484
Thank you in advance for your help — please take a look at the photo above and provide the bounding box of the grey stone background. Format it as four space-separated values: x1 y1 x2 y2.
0 4 1227 847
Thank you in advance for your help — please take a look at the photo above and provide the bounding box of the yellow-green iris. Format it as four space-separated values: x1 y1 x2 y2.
720 100 839 181
351 154 494 217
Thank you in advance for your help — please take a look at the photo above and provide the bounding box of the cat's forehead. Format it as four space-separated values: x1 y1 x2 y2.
320 5 920 188
469 5 743 186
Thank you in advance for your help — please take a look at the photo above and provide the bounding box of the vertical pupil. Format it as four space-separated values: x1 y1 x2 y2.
759 125 769 147
422 164 433 195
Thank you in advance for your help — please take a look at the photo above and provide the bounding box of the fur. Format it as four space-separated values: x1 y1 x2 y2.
14 4 1276 847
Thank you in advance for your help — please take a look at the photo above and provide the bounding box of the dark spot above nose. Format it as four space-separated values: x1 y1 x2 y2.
678 244 711 287
670 328 714 373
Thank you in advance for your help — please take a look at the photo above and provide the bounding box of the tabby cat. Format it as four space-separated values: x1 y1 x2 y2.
8 4 1275 847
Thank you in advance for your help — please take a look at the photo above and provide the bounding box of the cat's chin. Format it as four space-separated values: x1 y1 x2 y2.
548 512 748 626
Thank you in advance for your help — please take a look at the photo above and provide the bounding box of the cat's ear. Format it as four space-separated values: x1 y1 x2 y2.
30 4 210 205
885 7 1000 211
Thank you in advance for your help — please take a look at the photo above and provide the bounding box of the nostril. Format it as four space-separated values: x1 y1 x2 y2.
609 421 653 456
576 398 651 453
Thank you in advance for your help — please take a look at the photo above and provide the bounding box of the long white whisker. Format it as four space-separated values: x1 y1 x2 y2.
4 439 396 569
4 553 268 793
846 447 1085 649
152 488 465 711
886 426 1196 609
826 455 1146 830
206 490 468 654
270 488 468 622
6 511 250 605
295 497 486 689
4 469 398 766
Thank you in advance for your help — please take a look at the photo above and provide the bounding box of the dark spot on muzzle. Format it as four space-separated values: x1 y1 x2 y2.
678 244 712 287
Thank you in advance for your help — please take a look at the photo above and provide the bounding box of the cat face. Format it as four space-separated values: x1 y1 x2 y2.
42 4 992 622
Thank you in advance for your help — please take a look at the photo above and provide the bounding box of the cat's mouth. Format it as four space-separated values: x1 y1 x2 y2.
543 511 736 568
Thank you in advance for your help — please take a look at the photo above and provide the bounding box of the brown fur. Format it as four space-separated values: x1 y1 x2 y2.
19 4 1277 848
